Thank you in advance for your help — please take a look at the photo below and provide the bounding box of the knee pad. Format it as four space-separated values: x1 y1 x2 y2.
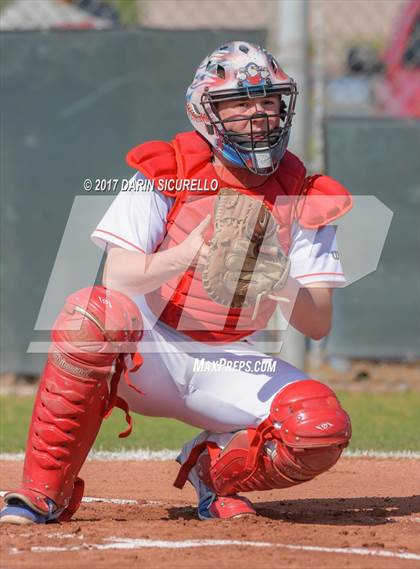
176 380 351 496
4 286 143 521
52 285 143 374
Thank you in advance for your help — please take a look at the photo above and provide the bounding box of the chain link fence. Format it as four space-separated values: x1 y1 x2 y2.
1 0 417 194
1 0 413 80
137 0 408 72
0 0 137 29
311 0 406 75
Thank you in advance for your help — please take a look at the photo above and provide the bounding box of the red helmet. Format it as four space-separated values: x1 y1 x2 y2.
186 41 298 175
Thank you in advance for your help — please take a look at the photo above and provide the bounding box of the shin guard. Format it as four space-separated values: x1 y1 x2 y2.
4 286 143 521
175 380 351 496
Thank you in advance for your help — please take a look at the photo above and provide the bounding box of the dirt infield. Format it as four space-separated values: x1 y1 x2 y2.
1 457 419 569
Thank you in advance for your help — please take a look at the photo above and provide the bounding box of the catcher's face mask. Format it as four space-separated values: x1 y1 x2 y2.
186 41 298 176
202 87 297 175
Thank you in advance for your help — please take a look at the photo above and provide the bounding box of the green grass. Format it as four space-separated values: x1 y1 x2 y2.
337 390 419 452
0 395 199 453
0 391 418 454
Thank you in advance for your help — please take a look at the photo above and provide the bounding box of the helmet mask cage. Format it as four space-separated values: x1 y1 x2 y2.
201 83 298 175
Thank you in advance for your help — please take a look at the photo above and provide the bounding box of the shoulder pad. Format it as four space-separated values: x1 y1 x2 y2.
173 131 211 155
126 140 177 181
297 174 352 229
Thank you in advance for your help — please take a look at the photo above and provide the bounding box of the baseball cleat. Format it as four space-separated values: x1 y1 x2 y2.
198 492 257 520
176 433 257 521
0 497 59 525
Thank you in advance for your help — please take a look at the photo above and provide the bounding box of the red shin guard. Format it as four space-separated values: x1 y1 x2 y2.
4 286 143 521
175 380 351 496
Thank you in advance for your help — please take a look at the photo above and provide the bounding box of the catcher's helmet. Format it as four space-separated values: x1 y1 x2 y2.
186 41 297 175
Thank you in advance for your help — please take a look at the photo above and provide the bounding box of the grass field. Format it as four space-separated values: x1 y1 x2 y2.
0 391 418 453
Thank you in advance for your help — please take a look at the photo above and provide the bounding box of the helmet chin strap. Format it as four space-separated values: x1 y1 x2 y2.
212 151 272 186
221 134 279 176
252 149 275 172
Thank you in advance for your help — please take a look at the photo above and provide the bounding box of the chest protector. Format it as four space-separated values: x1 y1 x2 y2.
126 131 351 343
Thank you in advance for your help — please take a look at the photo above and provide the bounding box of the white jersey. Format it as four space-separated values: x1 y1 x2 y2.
89 172 346 431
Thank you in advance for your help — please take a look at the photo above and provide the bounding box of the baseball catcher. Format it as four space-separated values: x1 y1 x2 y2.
1 41 352 523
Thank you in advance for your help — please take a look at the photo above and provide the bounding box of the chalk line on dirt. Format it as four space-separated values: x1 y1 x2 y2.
8 537 420 561
0 449 419 461
0 491 158 506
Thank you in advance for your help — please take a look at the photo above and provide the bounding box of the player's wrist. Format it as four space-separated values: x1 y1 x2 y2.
175 235 209 270
171 242 197 271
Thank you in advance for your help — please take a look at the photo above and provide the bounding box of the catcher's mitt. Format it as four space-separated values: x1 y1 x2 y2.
202 188 290 317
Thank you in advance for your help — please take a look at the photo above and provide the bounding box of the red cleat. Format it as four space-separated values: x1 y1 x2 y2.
206 495 256 519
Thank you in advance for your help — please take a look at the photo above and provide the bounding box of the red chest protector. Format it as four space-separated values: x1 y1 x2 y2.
126 131 351 343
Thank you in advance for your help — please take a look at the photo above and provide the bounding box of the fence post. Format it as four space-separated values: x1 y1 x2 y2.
270 0 310 369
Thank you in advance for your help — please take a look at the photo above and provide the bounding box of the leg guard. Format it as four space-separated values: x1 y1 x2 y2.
175 432 257 520
175 380 351 495
3 286 142 521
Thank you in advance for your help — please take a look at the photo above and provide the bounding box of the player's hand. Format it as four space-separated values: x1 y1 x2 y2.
176 214 211 270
